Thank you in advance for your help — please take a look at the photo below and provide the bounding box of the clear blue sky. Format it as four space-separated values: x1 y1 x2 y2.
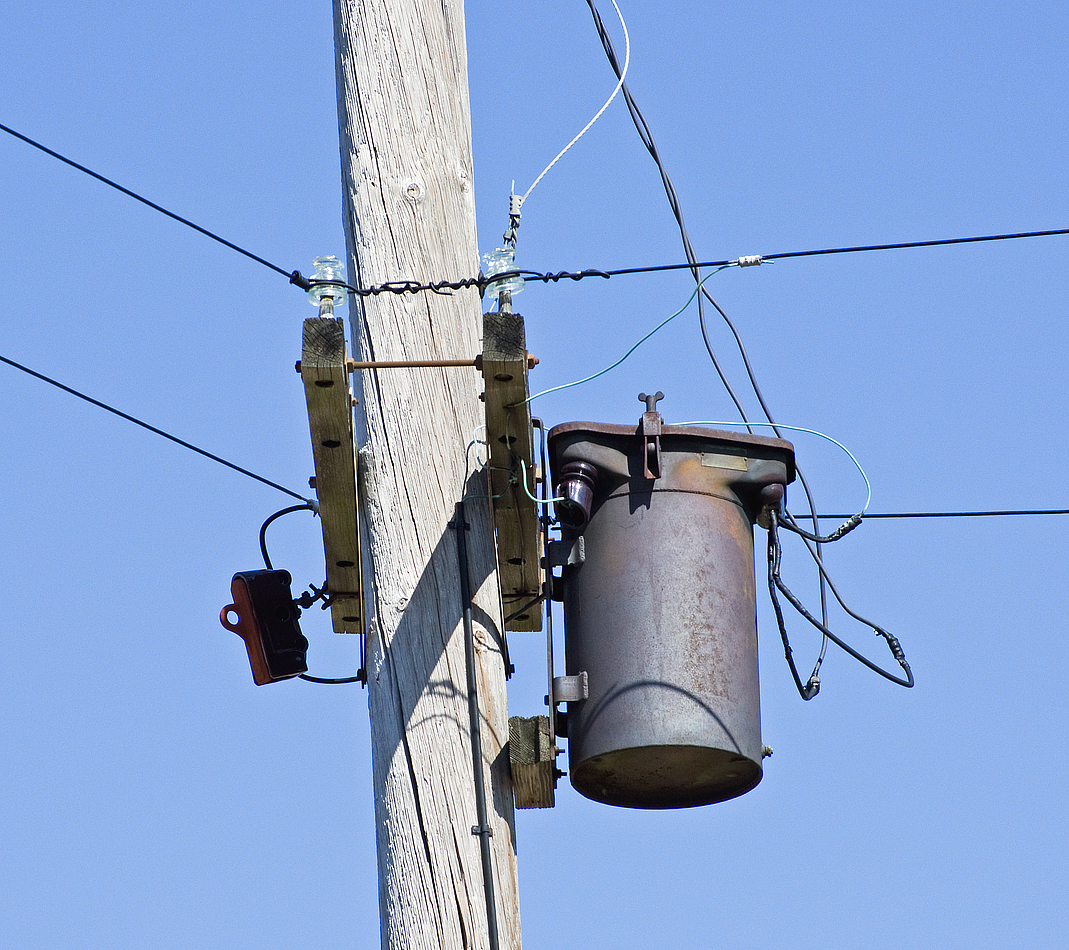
2 2 1067 947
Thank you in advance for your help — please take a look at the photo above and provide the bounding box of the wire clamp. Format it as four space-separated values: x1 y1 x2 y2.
638 391 664 479
736 255 765 267
294 582 330 610
552 672 589 704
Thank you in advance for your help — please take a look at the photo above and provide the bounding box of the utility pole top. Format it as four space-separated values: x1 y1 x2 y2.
332 0 523 946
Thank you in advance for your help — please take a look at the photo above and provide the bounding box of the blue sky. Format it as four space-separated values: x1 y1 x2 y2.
2 1 1067 947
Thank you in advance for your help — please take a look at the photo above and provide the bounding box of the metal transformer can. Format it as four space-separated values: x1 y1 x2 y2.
548 414 794 808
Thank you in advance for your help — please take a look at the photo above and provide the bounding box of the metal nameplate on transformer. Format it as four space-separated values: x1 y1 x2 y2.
701 453 748 471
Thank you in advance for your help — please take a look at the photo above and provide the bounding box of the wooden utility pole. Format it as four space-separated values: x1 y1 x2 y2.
332 2 522 948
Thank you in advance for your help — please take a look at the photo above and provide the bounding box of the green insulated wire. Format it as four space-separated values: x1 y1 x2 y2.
521 266 730 406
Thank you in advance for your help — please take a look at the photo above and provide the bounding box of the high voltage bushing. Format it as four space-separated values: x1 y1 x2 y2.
547 396 795 808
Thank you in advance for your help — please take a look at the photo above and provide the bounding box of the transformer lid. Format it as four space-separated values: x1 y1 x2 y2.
547 420 796 483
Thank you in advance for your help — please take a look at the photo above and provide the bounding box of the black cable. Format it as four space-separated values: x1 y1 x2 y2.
779 512 864 543
524 224 1069 280
762 229 1069 263
316 216 1069 296
768 509 914 691
583 0 836 659
259 504 318 570
582 0 754 424
9 116 1064 297
0 122 303 284
793 508 1069 520
299 673 364 684
8 116 1061 298
258 505 365 685
767 520 820 700
0 352 309 502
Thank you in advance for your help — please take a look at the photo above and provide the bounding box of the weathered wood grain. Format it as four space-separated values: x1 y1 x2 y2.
509 716 555 810
481 310 542 632
301 317 364 634
334 0 522 947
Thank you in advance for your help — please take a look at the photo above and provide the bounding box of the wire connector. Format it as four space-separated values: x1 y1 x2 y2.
736 255 765 267
503 192 523 248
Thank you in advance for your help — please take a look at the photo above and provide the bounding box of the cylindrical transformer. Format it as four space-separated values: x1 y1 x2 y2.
548 417 794 808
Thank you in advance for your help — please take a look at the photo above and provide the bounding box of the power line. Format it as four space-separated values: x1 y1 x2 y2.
286 223 1069 296
0 121 304 286
793 509 1069 520
0 353 309 502
588 227 1069 277
7 119 1067 301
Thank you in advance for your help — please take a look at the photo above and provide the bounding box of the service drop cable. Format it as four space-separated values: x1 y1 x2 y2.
795 507 1069 520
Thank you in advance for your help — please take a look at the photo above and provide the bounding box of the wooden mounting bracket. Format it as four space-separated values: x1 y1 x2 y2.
481 310 542 632
300 317 365 634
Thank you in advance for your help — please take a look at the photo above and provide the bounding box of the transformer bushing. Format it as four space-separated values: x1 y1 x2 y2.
548 402 795 808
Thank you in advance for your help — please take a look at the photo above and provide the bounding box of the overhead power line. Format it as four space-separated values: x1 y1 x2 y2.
581 227 1069 277
0 121 301 285
793 509 1069 520
4 122 1067 301
0 353 309 502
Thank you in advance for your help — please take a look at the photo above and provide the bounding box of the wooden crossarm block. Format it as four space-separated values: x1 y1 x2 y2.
482 310 542 631
301 317 364 634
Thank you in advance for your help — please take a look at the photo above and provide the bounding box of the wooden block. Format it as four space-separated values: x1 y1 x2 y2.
509 715 556 809
301 317 364 634
482 310 542 631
